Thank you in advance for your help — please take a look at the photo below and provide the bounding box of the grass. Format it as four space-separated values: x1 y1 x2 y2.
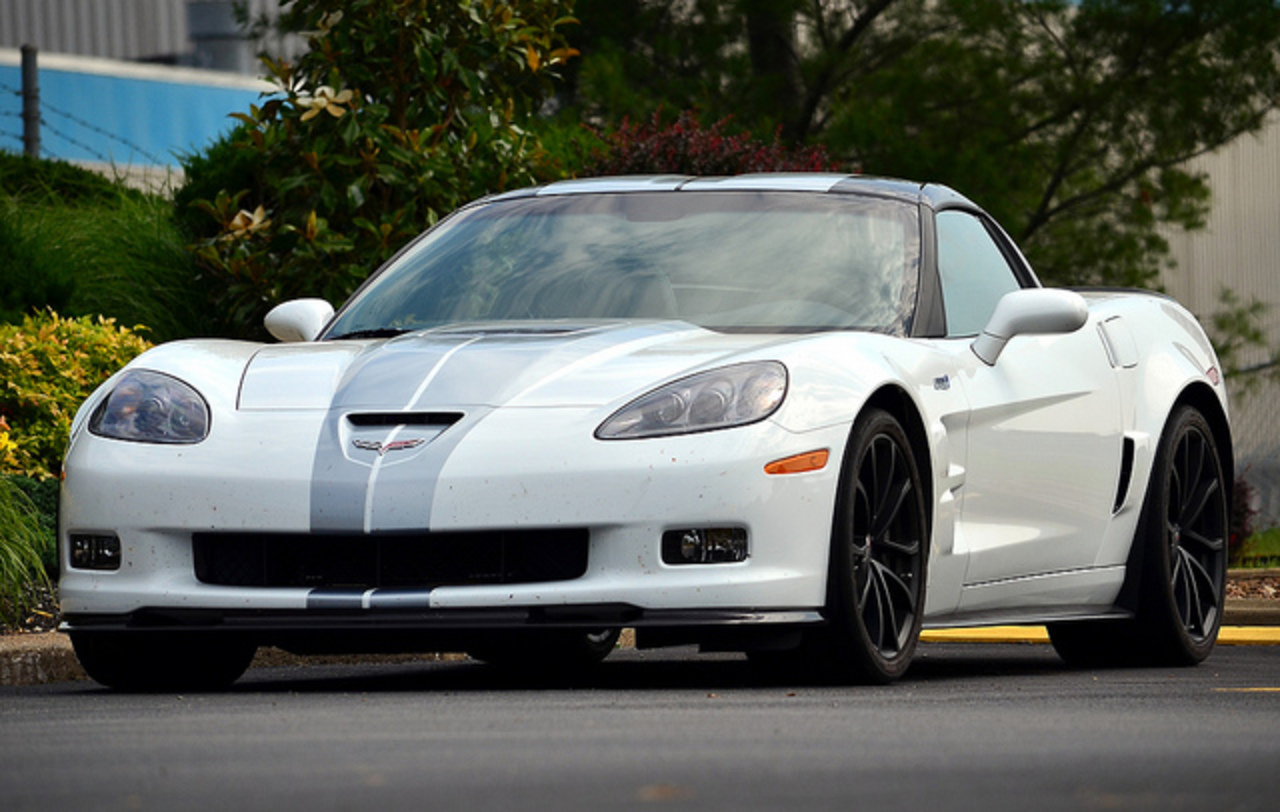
0 191 212 342
0 476 50 629
1236 527 1280 569
1 153 214 342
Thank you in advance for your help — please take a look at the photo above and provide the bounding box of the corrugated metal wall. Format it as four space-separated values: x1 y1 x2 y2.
0 0 299 70
2 0 191 62
1163 115 1280 525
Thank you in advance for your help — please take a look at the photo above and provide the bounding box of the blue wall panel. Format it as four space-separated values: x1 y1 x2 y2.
0 61 266 166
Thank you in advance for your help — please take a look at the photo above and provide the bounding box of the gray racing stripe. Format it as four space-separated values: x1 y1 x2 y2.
367 589 434 609
306 589 365 610
309 323 695 533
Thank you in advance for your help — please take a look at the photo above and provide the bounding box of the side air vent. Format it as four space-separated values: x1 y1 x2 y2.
346 412 463 427
1114 437 1136 514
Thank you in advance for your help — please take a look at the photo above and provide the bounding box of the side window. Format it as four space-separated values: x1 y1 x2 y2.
935 210 1023 337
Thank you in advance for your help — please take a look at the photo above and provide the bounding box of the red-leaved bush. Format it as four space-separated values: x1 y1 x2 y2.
581 110 843 176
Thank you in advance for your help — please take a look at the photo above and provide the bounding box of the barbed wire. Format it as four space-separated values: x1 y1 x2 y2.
0 111 26 151
38 116 110 162
41 101 163 164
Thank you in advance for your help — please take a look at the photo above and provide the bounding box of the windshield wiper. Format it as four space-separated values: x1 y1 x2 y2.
326 327 412 340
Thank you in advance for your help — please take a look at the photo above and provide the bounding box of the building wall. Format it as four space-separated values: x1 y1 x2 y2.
0 0 302 70
1163 116 1280 527
0 48 272 173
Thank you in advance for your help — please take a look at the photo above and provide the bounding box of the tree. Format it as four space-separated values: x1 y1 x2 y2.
561 0 1280 289
184 0 578 336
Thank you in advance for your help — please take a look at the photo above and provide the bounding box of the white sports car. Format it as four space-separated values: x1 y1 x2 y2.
60 174 1232 689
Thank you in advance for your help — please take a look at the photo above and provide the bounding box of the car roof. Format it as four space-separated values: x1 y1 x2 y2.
484 174 976 211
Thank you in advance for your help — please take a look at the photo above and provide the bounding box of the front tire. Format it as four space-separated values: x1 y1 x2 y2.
818 408 928 684
71 632 256 691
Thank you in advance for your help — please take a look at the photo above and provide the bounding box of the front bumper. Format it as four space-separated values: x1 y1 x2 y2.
60 604 826 654
60 407 850 626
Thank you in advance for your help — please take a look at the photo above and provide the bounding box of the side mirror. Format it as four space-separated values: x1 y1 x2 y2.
971 288 1088 365
264 299 335 343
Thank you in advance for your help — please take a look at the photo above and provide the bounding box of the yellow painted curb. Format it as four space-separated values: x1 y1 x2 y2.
1219 626 1280 645
921 626 1050 644
919 626 1280 645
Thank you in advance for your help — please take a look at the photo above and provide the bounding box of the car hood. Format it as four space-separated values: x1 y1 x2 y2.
237 321 792 413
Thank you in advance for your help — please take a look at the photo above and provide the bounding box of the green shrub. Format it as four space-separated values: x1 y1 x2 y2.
0 152 141 206
1 154 211 342
7 475 59 575
183 0 578 338
0 201 76 323
0 311 152 480
1237 527 1280 569
174 125 263 240
0 475 49 629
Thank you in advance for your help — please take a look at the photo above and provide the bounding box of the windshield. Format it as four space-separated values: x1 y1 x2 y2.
326 191 921 338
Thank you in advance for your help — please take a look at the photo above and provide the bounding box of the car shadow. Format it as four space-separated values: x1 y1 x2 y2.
215 641 1072 695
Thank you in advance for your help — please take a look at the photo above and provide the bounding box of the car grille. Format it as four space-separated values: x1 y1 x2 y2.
192 530 589 589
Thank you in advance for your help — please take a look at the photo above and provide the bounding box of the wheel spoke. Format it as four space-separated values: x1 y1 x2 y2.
875 439 898 515
878 534 921 558
1179 477 1220 532
1181 526 1224 553
871 475 913 544
873 565 897 652
860 558 917 655
1172 547 1204 634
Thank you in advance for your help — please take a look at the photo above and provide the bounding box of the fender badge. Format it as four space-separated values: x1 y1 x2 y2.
353 438 427 456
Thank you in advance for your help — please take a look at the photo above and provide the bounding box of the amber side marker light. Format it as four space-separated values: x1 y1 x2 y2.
764 449 830 475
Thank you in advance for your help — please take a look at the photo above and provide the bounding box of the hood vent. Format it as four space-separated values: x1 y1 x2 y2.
346 412 463 427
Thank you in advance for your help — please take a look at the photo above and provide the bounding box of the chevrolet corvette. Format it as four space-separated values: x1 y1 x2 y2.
59 174 1232 689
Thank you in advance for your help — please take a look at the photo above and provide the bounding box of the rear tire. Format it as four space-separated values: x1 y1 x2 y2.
71 632 256 691
1049 405 1227 667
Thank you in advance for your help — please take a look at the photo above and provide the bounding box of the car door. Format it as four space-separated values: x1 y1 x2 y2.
934 208 1124 587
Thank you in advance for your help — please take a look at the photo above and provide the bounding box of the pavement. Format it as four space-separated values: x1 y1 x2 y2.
4 580 1278 688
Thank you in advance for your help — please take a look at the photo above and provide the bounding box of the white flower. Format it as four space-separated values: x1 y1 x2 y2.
297 86 354 122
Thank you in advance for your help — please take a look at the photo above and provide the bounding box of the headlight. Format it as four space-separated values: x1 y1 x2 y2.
596 361 787 440
88 369 210 444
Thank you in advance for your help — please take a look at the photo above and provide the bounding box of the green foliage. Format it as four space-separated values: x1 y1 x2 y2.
561 0 1280 289
0 154 211 341
173 125 263 240
0 475 49 630
1237 527 1280 569
0 311 152 480
0 200 75 323
0 152 143 206
7 475 59 574
1210 288 1279 393
184 0 579 338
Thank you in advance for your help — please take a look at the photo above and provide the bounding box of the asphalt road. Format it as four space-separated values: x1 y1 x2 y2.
3 642 1278 812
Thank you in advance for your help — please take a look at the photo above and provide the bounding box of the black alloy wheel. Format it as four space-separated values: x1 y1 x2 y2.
1049 404 1228 667
1140 405 1228 662
825 408 928 683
